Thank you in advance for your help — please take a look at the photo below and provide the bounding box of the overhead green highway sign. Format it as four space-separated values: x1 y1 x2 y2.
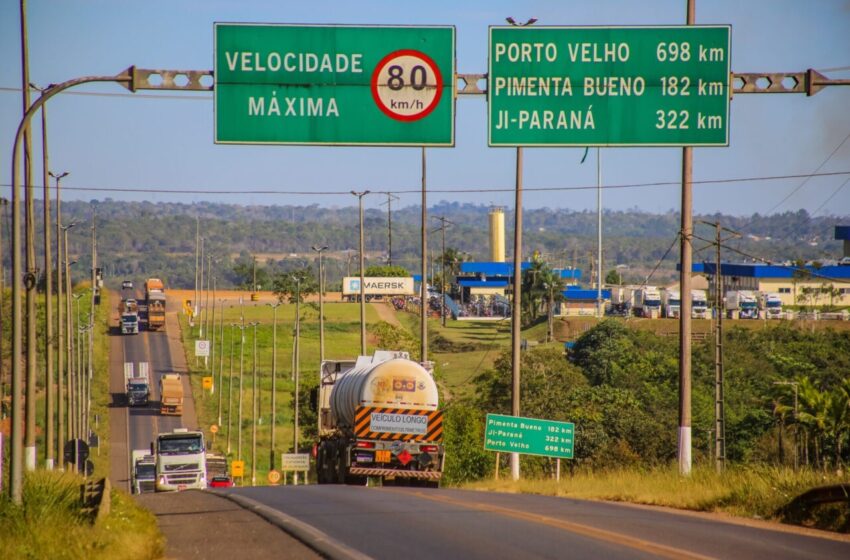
488 25 731 147
215 24 455 146
484 413 574 459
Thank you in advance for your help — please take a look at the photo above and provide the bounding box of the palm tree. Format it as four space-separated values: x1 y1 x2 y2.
539 268 567 342
797 377 828 468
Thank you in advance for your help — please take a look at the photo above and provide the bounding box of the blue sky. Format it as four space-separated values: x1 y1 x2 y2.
1 0 849 216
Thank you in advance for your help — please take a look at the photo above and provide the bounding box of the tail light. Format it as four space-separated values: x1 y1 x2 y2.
419 445 439 453
355 441 375 449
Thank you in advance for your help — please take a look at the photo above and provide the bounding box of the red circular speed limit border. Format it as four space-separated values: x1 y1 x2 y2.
371 49 444 122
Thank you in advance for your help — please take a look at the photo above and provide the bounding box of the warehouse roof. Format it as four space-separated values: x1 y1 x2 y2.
690 263 850 279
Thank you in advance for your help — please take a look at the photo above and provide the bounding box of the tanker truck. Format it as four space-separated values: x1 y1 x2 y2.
316 351 444 487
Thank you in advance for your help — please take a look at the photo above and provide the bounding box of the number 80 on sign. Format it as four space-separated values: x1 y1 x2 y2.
371 49 444 122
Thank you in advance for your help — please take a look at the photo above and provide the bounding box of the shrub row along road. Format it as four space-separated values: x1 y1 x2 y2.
221 485 850 560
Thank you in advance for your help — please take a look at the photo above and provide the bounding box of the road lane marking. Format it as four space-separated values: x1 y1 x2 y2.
387 489 716 560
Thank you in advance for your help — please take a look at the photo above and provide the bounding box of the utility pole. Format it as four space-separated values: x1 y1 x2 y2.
226 323 236 455
250 321 259 486
33 83 55 470
0 198 6 422
87 209 96 442
293 276 302 484
697 220 740 473
267 301 281 471
51 172 68 467
311 246 328 362
677 0 696 477
211 274 217 383
194 216 199 332
217 300 225 428
237 321 245 462
432 216 454 327
420 147 428 363
596 147 604 319
380 193 399 266
199 236 204 337
351 191 370 355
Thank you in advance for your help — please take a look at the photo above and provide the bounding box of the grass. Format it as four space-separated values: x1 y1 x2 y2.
463 465 850 530
0 470 162 560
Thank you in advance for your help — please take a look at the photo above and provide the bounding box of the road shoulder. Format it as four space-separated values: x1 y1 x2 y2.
137 490 320 560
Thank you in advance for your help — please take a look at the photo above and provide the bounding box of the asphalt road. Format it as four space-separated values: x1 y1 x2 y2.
222 485 850 560
108 288 201 492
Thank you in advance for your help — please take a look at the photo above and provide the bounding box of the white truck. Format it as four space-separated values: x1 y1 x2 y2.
316 351 444 487
609 285 638 316
131 449 156 494
726 290 759 319
125 362 150 407
760 292 784 319
662 288 681 318
121 311 139 334
634 286 662 318
155 428 206 491
691 289 709 319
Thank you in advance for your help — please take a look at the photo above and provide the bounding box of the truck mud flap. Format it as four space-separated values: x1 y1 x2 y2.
348 467 441 480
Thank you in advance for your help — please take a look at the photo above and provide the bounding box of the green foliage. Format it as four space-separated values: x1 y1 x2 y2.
605 269 623 285
0 471 162 560
363 265 408 277
272 267 318 303
371 321 420 360
441 404 494 484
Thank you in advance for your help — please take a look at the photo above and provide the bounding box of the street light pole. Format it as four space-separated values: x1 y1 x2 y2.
237 322 246 462
292 275 302 484
267 301 281 471
351 191 370 356
217 300 225 428
227 323 237 455
311 246 328 362
52 173 69 466
249 321 260 486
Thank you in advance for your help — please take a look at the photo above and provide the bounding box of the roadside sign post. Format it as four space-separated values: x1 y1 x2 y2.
281 453 310 485
195 340 210 368
215 24 456 146
489 26 731 147
484 413 574 460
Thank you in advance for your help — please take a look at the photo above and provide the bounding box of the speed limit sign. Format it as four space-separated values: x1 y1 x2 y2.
371 49 444 122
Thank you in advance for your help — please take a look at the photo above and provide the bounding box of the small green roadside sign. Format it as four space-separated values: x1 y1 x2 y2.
489 25 731 147
484 413 574 459
214 23 455 146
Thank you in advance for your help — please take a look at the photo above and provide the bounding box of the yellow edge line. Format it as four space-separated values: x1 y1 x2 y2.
389 489 717 560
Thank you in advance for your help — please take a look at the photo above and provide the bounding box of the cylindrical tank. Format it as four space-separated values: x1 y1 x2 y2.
330 358 439 427
489 208 506 263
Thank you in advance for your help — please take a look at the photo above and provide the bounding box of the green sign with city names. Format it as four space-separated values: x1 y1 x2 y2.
488 26 731 147
215 24 455 146
484 413 574 459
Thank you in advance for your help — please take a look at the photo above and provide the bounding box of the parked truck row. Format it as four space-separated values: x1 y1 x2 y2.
609 286 785 319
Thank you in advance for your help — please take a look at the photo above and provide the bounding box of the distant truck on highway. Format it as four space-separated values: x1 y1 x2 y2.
760 292 784 319
661 288 681 318
120 298 140 334
131 449 156 494
145 278 166 331
609 285 638 316
691 289 709 319
726 290 759 319
125 362 151 407
159 373 184 416
155 428 206 491
634 286 662 318
316 351 444 487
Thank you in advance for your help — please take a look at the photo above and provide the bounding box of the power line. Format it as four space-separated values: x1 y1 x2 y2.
2 170 849 197
0 85 211 101
810 176 850 217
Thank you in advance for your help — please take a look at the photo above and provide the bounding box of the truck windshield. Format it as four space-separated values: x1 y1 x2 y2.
123 316 138 323
137 464 156 478
669 299 680 306
741 302 757 308
158 436 203 455
767 301 781 308
646 299 661 306
128 383 148 391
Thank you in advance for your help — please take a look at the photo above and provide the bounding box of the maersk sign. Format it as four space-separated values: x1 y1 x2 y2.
214 24 455 146
343 277 415 296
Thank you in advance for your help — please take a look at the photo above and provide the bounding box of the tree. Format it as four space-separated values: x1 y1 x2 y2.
272 267 318 303
605 268 623 285
363 264 408 277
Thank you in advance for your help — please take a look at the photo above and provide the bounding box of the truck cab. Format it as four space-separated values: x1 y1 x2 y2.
155 429 206 491
131 449 156 494
121 312 139 334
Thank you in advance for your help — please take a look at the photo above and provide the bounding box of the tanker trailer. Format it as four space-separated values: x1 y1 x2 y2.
316 351 444 487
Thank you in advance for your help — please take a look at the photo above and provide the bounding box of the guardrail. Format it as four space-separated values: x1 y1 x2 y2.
81 478 111 524
777 483 850 524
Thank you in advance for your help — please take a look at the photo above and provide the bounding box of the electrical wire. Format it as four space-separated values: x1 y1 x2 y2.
640 233 681 288
810 176 850 217
2 171 849 197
